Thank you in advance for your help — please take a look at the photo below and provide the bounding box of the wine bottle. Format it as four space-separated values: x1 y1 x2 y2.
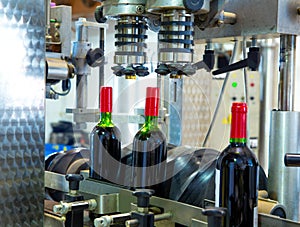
89 86 122 184
215 102 259 227
131 87 167 195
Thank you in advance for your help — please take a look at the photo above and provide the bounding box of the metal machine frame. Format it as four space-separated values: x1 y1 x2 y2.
44 0 300 226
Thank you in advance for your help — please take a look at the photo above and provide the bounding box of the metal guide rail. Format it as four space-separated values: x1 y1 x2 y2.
45 171 300 227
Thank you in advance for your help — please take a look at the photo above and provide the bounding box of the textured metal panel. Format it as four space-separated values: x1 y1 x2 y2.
0 0 45 226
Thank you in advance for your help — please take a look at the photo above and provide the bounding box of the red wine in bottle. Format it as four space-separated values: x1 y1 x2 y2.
131 87 167 194
90 87 122 184
215 102 259 227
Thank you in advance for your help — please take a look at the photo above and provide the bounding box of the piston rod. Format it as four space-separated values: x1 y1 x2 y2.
278 34 296 111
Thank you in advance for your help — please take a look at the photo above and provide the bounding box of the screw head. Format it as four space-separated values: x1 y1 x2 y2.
136 5 144 14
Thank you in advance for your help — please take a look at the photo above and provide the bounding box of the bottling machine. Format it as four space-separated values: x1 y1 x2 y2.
1 0 300 226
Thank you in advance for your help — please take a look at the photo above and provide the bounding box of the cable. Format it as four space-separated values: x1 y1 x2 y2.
202 40 239 147
50 79 71 96
242 37 249 104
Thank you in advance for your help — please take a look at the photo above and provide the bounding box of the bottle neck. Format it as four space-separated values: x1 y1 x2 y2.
99 112 114 127
230 138 247 144
142 116 159 132
230 109 247 144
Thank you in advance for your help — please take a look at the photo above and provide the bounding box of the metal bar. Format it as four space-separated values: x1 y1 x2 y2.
258 39 279 174
76 74 88 109
278 34 296 111
45 171 69 192
99 27 105 110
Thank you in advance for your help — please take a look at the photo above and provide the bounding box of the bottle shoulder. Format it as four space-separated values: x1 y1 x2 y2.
216 144 258 169
134 126 166 141
91 125 121 139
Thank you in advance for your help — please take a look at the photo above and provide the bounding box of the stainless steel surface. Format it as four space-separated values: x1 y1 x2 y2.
163 77 183 145
98 193 120 214
45 171 300 226
95 213 131 227
53 199 97 214
279 35 296 111
146 0 210 14
66 108 145 124
45 170 69 192
81 178 209 225
269 111 300 221
259 213 300 227
194 0 300 42
0 0 45 225
76 74 88 109
72 19 90 110
73 18 102 111
102 0 147 17
50 5 72 56
79 174 121 214
258 39 279 174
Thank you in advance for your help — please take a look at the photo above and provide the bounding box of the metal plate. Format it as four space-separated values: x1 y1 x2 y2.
194 0 300 42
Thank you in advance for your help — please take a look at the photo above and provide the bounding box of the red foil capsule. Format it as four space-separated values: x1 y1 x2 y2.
100 86 112 113
230 102 247 139
145 87 160 117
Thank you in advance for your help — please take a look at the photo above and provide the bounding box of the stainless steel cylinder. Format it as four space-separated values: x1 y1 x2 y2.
46 57 74 80
268 111 300 221
103 0 146 17
76 74 88 109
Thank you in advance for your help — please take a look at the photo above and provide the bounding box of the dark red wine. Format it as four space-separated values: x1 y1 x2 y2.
90 126 121 181
215 102 259 227
132 127 167 189
131 87 167 194
89 87 122 184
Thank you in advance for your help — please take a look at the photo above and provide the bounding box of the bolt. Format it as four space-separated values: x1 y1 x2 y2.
217 19 224 27
136 5 144 14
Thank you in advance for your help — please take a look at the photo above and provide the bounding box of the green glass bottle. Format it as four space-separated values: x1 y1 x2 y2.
90 86 122 183
215 102 259 227
131 87 167 195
